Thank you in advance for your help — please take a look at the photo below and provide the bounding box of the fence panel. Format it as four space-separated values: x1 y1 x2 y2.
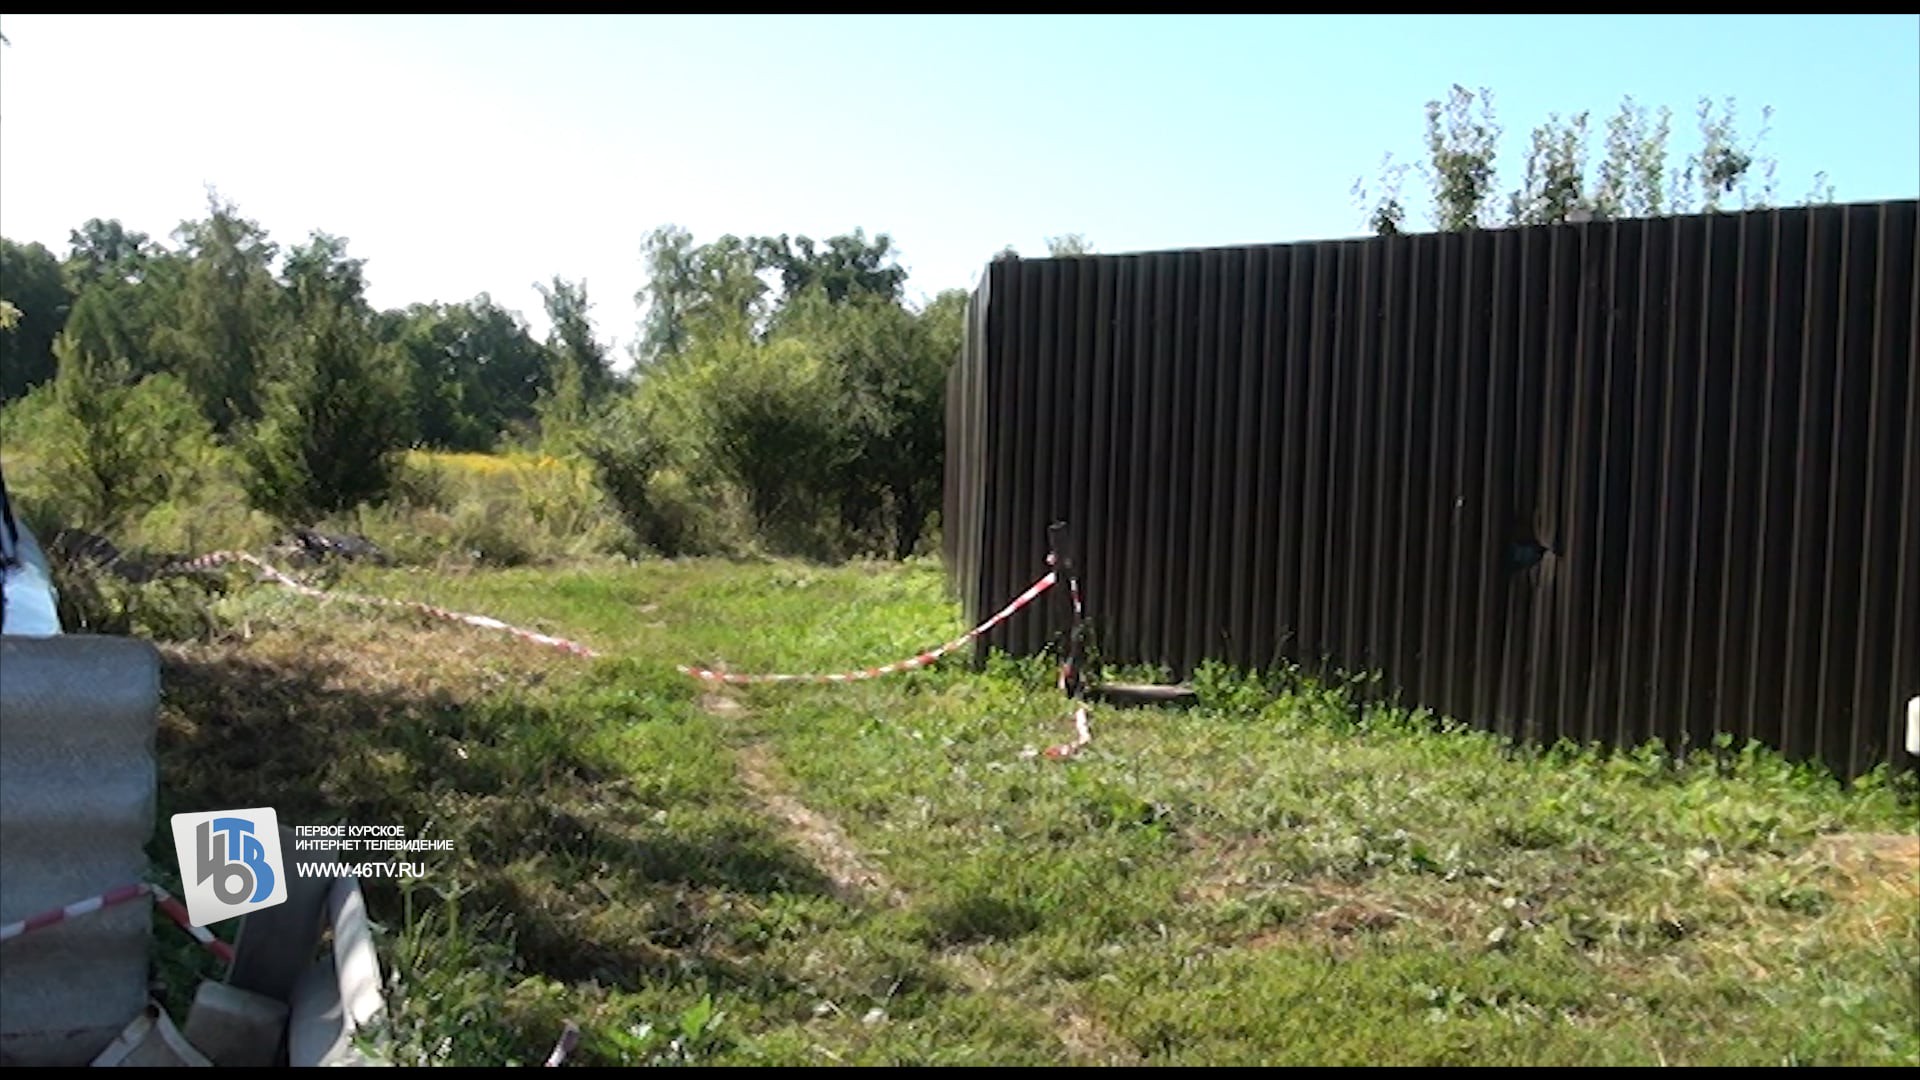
944 202 1920 777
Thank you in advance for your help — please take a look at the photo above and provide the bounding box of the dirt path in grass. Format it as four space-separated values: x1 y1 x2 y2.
726 725 1142 1066
735 742 907 908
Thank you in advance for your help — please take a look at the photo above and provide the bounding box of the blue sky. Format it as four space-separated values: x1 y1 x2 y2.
2 14 1915 354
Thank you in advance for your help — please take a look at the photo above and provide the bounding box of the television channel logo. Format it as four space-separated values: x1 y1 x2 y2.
170 808 288 926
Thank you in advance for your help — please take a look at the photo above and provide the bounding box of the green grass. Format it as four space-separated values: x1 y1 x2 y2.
147 556 1919 1066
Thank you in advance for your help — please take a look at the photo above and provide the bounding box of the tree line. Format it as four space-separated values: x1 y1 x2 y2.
0 195 965 561
1 86 1841 564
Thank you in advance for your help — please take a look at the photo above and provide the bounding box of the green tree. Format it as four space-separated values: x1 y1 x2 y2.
30 328 223 534
58 284 150 381
1045 234 1094 257
1674 97 1774 213
237 227 411 517
779 288 968 556
640 227 913 364
636 225 701 364
1351 155 1412 236
776 290 911 551
1593 97 1670 219
383 297 551 450
615 223 969 558
1424 84 1502 230
580 390 685 555
864 289 965 557
282 232 369 316
686 329 849 554
57 243 188 385
755 230 908 306
457 297 552 444
149 194 282 431
0 238 73 400
687 235 769 340
636 227 771 362
384 304 469 448
247 297 409 519
1507 112 1591 226
64 219 154 291
535 275 617 428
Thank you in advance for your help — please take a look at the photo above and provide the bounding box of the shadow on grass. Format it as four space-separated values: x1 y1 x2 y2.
154 647 836 996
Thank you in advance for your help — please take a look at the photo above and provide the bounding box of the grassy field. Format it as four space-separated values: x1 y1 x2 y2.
147 556 1918 1066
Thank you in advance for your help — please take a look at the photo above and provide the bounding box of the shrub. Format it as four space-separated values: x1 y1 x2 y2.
509 453 625 557
685 333 852 555
49 556 226 642
580 289 963 562
340 452 629 567
581 392 732 558
1 363 249 543
246 303 409 521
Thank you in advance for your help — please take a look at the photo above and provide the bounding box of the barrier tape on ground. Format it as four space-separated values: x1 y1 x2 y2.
149 884 237 964
173 543 1083 755
1044 705 1093 760
677 571 1057 685
1 882 235 965
175 551 599 658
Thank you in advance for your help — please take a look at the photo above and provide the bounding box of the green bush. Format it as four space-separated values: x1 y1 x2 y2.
447 500 536 567
49 556 227 642
509 453 626 558
685 333 852 556
581 288 964 563
777 289 961 558
581 391 745 558
336 452 630 568
246 302 410 521
0 365 256 546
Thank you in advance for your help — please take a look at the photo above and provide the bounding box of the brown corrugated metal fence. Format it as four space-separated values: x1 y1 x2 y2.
945 202 1918 778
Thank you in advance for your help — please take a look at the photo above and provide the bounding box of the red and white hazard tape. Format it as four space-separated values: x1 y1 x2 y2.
0 882 148 941
149 884 236 964
677 571 1057 685
176 551 598 659
1 882 235 965
1044 705 1094 760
